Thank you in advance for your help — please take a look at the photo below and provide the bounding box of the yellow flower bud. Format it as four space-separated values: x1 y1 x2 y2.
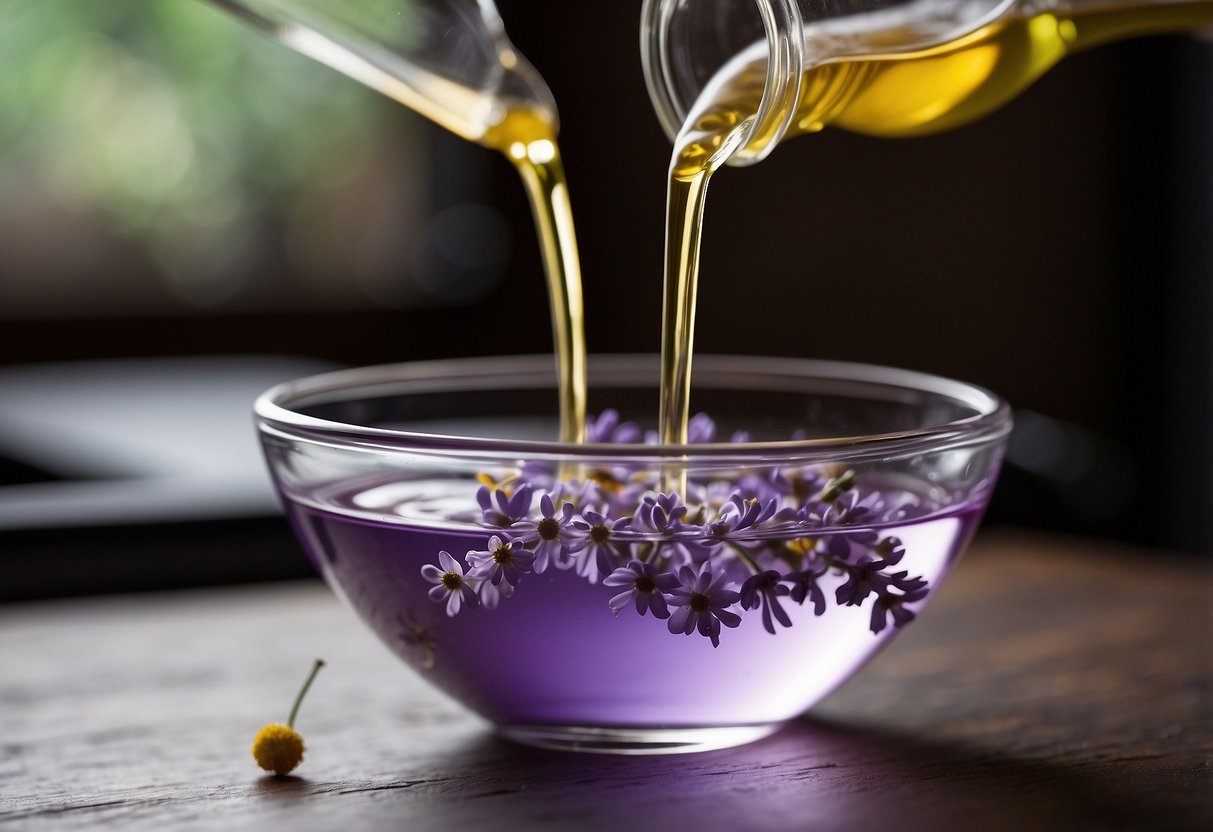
251 659 324 777
252 723 305 775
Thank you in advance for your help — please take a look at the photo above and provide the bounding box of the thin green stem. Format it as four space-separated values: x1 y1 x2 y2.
287 658 325 729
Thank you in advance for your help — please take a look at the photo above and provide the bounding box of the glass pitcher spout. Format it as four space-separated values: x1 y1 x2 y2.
643 0 1213 165
206 0 558 145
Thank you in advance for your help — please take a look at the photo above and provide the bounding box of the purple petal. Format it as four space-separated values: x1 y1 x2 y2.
715 608 742 629
420 564 444 583
713 589 741 607
869 602 888 634
770 596 793 628
603 566 638 587
609 590 634 615
647 593 671 619
678 565 698 587
761 602 776 635
696 613 721 641
668 606 694 635
438 550 461 573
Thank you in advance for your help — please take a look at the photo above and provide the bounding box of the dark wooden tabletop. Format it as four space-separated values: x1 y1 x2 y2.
2 528 1210 831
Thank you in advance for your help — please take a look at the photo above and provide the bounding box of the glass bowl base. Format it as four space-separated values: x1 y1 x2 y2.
497 722 780 755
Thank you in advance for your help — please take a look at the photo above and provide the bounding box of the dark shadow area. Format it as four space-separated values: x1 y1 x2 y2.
397 717 1211 831
0 517 318 602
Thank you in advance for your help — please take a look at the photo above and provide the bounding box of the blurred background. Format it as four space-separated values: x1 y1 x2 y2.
1 0 1208 600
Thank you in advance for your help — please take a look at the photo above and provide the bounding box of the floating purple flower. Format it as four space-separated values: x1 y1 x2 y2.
631 492 687 530
546 478 603 514
667 562 742 648
869 584 930 634
569 510 633 583
631 492 706 567
510 493 582 573
586 409 643 444
477 484 535 529
689 478 737 515
421 551 479 617
603 560 679 619
770 466 825 507
834 561 896 608
518 460 557 490
873 536 906 566
609 473 662 515
739 570 793 635
833 535 911 607
465 535 535 588
787 561 829 616
705 494 794 544
644 412 717 445
834 560 890 607
822 530 882 563
476 574 516 610
730 470 787 504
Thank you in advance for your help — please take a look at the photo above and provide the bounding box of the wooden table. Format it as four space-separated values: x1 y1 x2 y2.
2 529 1210 831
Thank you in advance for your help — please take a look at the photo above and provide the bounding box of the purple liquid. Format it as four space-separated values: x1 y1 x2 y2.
285 482 984 731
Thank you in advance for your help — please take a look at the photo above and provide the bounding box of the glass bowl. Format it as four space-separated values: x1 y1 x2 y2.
255 354 1011 754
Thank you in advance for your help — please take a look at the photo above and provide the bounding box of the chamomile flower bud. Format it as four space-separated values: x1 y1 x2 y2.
252 659 324 776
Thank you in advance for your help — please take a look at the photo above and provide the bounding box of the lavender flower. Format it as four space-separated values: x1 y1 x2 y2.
455 422 935 642
518 461 557 490
788 562 829 616
801 490 878 532
690 479 738 516
644 412 717 445
730 470 788 504
569 510 632 583
704 494 794 544
546 478 603 514
739 570 793 635
631 492 705 567
834 558 893 607
770 466 825 506
477 484 535 529
586 409 643 444
421 551 479 617
822 530 881 563
465 535 535 588
833 536 910 606
510 493 582 573
476 574 516 610
603 560 679 619
869 585 930 634
667 562 742 648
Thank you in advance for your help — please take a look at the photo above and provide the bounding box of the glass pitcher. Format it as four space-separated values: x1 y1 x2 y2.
641 0 1212 166
205 0 588 446
206 0 557 148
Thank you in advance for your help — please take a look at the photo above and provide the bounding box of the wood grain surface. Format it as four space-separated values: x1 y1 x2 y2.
1 529 1210 831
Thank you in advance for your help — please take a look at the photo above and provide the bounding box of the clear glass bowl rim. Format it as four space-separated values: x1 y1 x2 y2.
254 354 1012 461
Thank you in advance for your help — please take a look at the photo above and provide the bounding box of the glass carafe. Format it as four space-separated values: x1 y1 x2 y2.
641 0 1213 166
207 0 556 145
205 0 589 447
